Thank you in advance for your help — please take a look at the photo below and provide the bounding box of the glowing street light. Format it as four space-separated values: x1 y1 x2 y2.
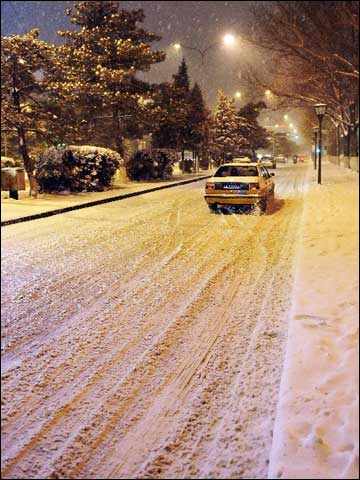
173 43 181 51
235 91 242 99
284 114 289 120
289 123 294 128
223 33 236 46
265 89 272 96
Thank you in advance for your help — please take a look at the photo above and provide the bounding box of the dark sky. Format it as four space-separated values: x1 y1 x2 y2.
1 1 268 108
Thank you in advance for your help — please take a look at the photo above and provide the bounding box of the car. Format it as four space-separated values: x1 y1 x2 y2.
204 162 275 213
261 156 277 169
275 155 287 164
232 156 252 163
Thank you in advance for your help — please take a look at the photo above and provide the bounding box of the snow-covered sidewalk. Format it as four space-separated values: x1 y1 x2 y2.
269 162 359 479
1 170 210 223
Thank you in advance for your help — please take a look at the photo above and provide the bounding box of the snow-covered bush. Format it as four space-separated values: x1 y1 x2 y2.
35 146 122 193
1 156 23 168
126 149 177 181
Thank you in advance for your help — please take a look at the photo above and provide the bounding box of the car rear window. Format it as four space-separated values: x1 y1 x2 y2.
214 166 259 177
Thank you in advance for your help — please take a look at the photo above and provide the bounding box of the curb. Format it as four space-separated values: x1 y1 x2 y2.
1 175 212 227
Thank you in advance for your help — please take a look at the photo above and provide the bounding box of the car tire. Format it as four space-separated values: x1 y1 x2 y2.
260 197 267 213
208 203 218 212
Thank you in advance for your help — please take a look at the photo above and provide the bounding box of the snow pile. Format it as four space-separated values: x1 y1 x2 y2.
269 162 359 479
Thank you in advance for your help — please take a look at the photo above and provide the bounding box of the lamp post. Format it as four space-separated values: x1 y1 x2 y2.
173 33 236 91
314 104 327 184
312 126 319 170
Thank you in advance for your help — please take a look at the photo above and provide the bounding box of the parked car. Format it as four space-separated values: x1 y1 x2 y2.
204 162 275 213
275 155 287 164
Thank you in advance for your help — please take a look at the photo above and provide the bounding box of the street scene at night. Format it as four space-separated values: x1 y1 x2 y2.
1 2 359 479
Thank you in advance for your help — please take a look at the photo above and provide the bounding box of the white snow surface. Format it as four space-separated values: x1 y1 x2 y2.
269 162 359 479
1 162 358 479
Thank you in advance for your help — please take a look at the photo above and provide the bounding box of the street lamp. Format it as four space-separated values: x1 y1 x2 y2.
312 126 319 170
173 33 237 87
314 103 327 184
223 33 236 47
235 91 242 99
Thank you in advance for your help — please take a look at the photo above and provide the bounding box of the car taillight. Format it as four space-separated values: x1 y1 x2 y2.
206 183 215 190
249 183 260 190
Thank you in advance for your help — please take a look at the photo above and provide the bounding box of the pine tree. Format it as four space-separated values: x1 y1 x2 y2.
152 58 192 168
173 58 190 92
212 90 239 164
188 82 210 167
53 1 165 156
172 58 191 166
237 101 270 157
1 29 56 196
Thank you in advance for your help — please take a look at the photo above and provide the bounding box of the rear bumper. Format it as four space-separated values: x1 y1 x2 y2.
204 194 263 206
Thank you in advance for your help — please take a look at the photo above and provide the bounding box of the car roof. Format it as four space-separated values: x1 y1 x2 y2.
216 162 262 167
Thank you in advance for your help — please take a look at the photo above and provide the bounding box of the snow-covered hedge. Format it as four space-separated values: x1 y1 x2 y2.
126 149 177 181
35 146 122 193
1 156 23 168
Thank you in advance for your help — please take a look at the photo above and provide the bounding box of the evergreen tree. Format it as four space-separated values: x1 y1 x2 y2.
212 90 240 164
152 58 192 169
53 1 165 156
173 58 190 92
152 82 183 150
1 29 56 196
188 82 210 166
172 58 191 165
237 101 270 157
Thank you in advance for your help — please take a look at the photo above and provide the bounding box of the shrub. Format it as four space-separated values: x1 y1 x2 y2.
1 156 23 168
35 146 122 193
126 149 177 181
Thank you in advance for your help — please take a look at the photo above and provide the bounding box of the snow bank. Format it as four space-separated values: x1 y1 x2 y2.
268 162 359 479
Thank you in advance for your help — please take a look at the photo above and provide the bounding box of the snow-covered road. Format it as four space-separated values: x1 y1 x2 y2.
2 164 312 478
